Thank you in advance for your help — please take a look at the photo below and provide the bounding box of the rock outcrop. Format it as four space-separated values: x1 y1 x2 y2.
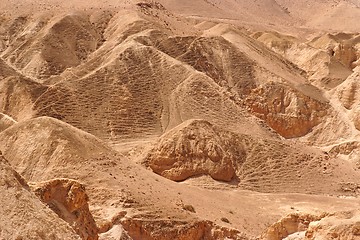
261 211 360 240
329 141 360 157
0 152 81 240
305 211 360 240
310 33 360 70
99 224 133 240
252 31 356 89
260 213 324 240
144 118 360 195
121 219 249 240
144 119 245 181
30 178 99 240
244 82 329 138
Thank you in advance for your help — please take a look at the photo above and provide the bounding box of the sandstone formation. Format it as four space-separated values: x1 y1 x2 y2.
31 179 99 240
261 211 360 240
0 152 81 240
144 119 243 181
1 0 360 240
305 211 360 240
99 224 133 240
144 118 360 195
252 31 354 89
121 219 249 240
328 141 360 167
244 82 328 138
260 213 324 240
309 33 360 70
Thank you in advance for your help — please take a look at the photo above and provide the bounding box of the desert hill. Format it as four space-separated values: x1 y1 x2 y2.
1 0 360 239
144 119 360 195
1 117 360 240
0 5 335 141
0 152 81 240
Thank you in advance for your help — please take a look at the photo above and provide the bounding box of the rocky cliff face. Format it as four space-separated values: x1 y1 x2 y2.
305 211 360 240
31 179 99 240
310 33 360 70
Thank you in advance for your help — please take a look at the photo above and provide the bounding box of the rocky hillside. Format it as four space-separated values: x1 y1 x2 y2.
0 152 81 240
1 0 360 239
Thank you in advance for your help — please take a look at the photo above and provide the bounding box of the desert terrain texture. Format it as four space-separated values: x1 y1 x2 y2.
1 0 360 239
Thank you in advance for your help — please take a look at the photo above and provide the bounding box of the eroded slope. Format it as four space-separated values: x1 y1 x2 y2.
0 153 81 240
144 119 360 194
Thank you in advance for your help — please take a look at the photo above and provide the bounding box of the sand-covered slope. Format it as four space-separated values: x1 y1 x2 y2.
0 116 114 180
1 1 360 239
252 31 357 89
144 119 360 194
0 153 81 240
0 117 250 239
0 58 46 121
0 5 334 142
1 117 359 239
159 0 360 33
1 13 101 80
3 0 360 34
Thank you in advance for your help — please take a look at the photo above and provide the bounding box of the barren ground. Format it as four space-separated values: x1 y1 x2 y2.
1 0 360 239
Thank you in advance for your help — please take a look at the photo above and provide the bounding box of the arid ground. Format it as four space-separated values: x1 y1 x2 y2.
1 0 360 239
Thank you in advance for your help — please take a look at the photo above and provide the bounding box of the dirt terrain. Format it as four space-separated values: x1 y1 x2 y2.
1 0 360 239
